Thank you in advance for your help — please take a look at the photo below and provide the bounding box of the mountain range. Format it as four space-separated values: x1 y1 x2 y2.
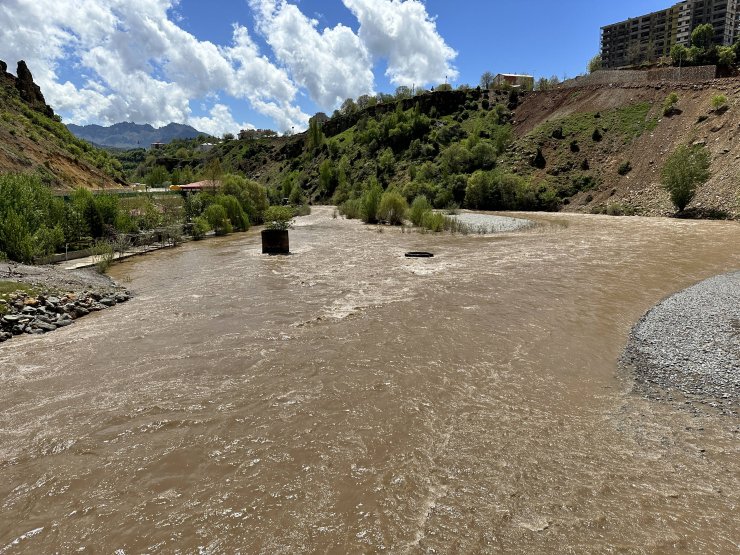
66 122 206 149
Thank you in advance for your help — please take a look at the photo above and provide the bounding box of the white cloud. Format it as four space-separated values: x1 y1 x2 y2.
342 0 458 87
0 0 456 132
0 0 308 132
249 0 375 110
190 103 253 137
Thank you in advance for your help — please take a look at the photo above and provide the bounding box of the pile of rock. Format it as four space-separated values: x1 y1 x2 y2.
0 290 131 342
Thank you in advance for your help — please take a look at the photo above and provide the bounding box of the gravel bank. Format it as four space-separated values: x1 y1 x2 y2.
0 262 130 343
1 261 118 291
622 271 740 415
447 212 534 234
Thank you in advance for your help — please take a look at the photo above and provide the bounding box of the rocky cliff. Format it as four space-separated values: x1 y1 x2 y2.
0 60 124 190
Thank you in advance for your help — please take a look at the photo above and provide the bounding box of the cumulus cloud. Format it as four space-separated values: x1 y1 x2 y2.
0 0 309 133
342 0 458 87
0 0 456 132
190 104 253 137
249 0 375 109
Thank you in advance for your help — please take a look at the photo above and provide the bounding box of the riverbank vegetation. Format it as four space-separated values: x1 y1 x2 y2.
0 172 307 264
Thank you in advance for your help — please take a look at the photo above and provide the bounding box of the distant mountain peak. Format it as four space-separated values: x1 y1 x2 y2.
66 121 206 149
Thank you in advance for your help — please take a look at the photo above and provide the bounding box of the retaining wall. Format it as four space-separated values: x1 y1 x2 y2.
560 66 717 88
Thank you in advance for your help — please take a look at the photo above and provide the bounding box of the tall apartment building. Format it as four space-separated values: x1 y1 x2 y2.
601 0 740 68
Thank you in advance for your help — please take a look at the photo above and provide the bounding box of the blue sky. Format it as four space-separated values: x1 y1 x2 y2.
0 0 675 134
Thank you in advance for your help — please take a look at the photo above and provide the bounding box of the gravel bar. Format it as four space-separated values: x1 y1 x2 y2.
622 271 740 415
447 212 534 234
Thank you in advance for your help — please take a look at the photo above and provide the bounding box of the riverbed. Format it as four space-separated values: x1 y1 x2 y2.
1 207 738 553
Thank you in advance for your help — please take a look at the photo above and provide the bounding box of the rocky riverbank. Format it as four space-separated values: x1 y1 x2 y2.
0 262 131 343
622 271 740 416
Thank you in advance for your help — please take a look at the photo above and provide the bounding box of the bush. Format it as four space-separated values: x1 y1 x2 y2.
617 161 632 176
294 204 311 217
360 181 383 224
377 191 408 225
91 240 114 273
203 204 232 236
606 202 636 216
191 217 210 239
338 198 362 220
711 94 728 111
661 144 711 212
409 195 433 226
263 205 295 230
591 128 603 142
421 211 447 232
663 93 679 116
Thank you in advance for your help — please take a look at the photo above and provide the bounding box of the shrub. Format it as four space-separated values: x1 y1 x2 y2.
591 128 603 142
360 181 383 224
711 94 728 111
339 198 362 220
377 191 408 225
215 194 250 232
409 195 433 226
294 204 311 217
661 144 711 212
421 211 446 232
663 93 679 116
617 161 632 176
191 216 210 239
532 147 546 168
91 240 114 273
606 202 636 216
203 204 232 236
263 205 295 230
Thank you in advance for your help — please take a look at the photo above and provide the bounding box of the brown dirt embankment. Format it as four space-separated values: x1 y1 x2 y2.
513 80 740 217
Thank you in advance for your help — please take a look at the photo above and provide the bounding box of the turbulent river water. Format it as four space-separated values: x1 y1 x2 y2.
1 207 739 553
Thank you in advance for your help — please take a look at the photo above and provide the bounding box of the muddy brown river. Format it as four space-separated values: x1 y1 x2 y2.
1 207 739 553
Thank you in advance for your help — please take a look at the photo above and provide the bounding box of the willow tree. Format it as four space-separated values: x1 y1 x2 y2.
661 144 711 212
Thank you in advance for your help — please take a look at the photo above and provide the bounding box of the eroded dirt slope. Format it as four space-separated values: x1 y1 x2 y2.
513 81 740 217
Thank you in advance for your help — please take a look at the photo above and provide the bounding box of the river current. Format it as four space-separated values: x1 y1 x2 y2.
1 207 739 553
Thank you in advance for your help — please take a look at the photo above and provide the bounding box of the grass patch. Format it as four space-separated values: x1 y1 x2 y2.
529 102 658 145
0 280 39 314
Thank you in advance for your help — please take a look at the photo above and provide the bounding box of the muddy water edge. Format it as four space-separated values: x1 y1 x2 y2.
1 206 738 553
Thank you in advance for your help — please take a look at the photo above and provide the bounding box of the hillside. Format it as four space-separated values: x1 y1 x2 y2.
0 60 125 190
114 79 740 218
67 121 205 149
510 81 740 217
121 80 740 218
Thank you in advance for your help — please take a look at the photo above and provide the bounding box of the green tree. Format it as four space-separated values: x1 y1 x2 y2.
409 195 433 226
318 160 337 197
289 183 306 205
360 179 383 224
588 54 602 73
394 86 412 99
670 43 689 66
377 191 408 225
480 71 495 89
203 204 232 235
691 23 715 50
215 194 250 231
307 115 325 152
202 158 223 187
145 165 169 187
661 144 711 212
717 45 736 66
340 98 357 115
